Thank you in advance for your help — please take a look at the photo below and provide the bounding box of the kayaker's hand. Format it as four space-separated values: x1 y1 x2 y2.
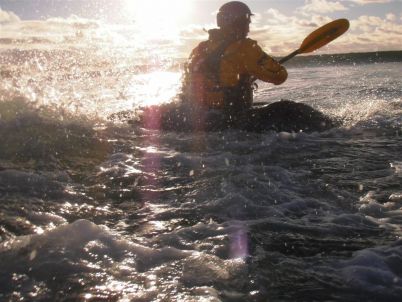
274 66 288 85
266 58 283 73
254 52 288 85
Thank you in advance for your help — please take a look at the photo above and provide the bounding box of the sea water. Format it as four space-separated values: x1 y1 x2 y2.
1 45 402 301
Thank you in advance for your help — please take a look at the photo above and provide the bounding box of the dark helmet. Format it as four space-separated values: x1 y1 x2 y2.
217 1 253 28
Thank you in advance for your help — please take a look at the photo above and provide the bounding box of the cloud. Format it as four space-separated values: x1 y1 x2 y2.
300 0 348 14
0 7 20 23
333 14 402 53
251 9 304 51
179 25 209 40
297 15 333 27
1 5 401 58
386 13 396 22
352 15 402 33
352 15 383 28
264 8 290 24
251 12 263 24
45 15 100 30
345 0 392 4
247 8 338 55
0 11 115 49
246 5 402 56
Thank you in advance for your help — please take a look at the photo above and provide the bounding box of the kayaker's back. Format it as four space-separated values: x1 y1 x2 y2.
182 29 287 113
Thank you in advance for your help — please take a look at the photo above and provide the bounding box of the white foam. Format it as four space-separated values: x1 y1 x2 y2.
182 252 246 287
27 211 67 226
389 193 402 202
0 219 104 253
391 162 402 176
277 131 298 140
340 242 402 294
358 190 402 233
0 219 189 271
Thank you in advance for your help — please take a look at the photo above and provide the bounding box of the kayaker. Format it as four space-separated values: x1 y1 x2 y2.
140 1 335 132
181 1 288 127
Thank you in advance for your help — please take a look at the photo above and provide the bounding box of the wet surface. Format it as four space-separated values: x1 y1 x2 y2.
1 56 402 301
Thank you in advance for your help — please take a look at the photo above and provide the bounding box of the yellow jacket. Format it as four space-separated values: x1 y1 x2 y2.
183 29 287 110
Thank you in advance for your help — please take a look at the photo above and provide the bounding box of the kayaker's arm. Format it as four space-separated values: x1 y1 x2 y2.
259 57 288 85
243 42 287 85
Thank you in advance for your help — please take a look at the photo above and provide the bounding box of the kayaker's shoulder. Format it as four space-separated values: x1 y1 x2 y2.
242 38 260 47
194 40 209 50
234 38 262 51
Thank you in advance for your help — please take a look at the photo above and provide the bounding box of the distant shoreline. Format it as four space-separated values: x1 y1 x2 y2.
173 50 402 70
274 50 402 67
1 48 401 70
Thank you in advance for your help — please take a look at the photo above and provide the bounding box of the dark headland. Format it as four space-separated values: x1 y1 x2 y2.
276 50 402 68
170 50 401 71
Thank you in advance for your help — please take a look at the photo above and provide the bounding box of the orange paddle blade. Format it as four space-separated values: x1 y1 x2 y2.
300 19 350 53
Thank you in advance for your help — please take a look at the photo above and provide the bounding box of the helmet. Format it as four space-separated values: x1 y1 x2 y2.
217 1 253 29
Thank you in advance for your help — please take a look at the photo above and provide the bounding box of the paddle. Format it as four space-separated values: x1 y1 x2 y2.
279 18 350 64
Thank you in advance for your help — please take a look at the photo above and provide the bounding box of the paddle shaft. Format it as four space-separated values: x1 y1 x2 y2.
279 49 300 64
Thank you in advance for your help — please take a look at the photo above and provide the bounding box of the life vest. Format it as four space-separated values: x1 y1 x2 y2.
183 29 287 112
183 29 253 111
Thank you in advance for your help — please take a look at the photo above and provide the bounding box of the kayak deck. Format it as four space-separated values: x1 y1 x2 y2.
131 100 337 133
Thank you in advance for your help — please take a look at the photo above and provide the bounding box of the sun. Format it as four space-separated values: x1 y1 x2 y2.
123 0 191 40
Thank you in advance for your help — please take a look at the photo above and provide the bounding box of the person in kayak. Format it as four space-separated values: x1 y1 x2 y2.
140 1 335 132
184 1 287 109
179 1 288 129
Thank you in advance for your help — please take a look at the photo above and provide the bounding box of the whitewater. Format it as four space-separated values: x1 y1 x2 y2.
1 37 402 301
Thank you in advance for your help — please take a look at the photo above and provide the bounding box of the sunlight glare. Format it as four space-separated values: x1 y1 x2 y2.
124 0 191 39
128 71 182 106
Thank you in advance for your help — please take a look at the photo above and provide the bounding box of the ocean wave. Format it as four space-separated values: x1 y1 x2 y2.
0 97 111 171
338 241 402 300
0 219 247 301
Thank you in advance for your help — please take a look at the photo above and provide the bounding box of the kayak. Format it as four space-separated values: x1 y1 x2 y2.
133 100 337 133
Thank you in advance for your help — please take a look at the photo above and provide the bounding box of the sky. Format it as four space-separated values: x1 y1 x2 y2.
0 0 401 56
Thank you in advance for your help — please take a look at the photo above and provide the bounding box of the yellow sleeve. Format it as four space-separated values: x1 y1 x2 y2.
242 40 288 85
